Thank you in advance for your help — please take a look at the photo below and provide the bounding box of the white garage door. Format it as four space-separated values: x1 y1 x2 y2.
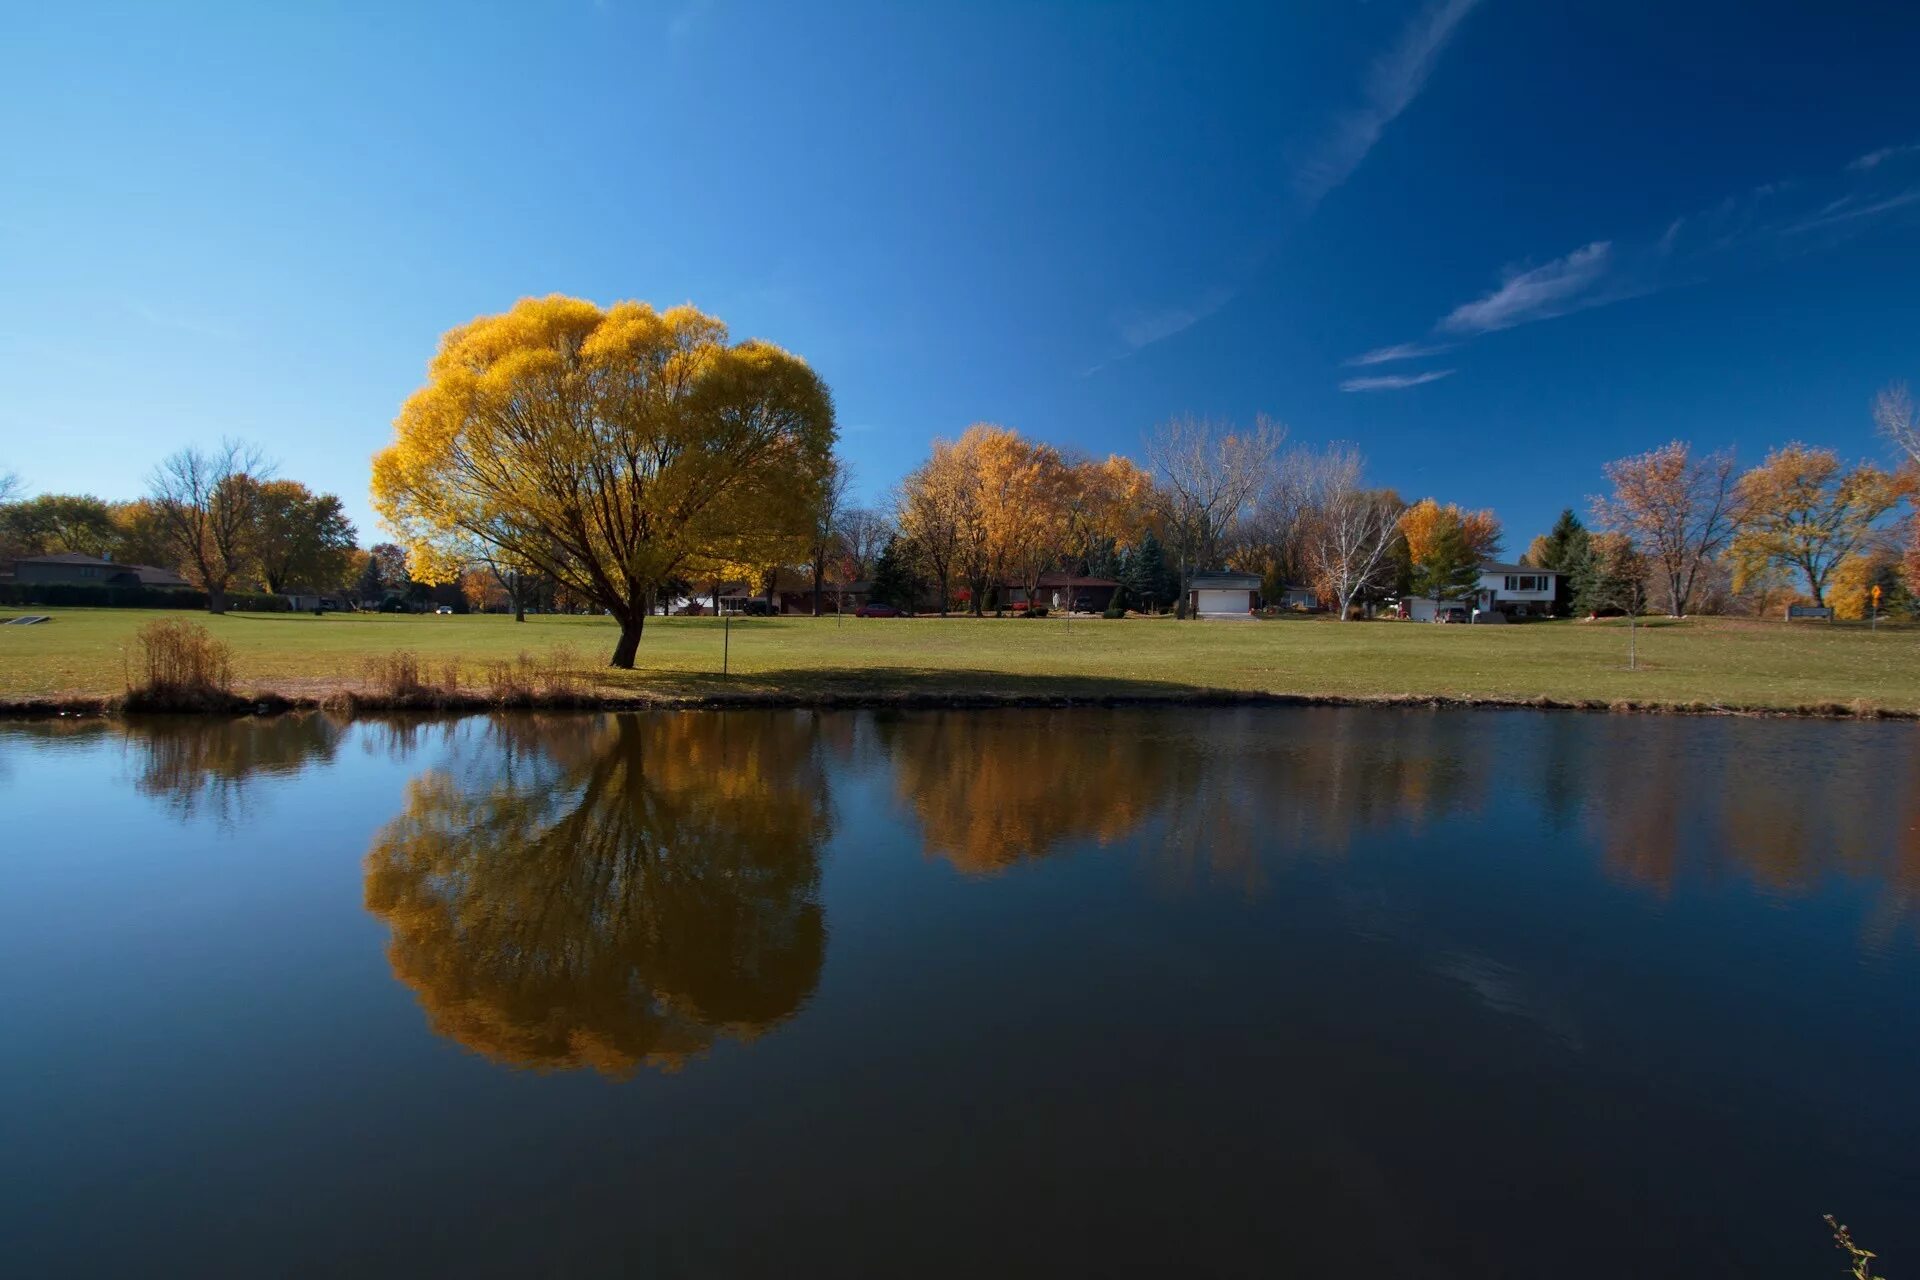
1196 589 1247 616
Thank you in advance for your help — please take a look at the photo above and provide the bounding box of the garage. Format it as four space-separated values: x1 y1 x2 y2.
1187 571 1262 618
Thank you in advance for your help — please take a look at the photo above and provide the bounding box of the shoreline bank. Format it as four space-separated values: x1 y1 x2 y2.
4 684 1914 722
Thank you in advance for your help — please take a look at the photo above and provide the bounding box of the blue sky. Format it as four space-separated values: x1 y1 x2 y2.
5 0 1920 548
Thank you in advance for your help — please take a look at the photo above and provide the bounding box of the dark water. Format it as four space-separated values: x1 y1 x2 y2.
1 708 1916 1277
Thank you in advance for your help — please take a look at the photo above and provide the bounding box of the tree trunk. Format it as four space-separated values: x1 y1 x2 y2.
610 613 644 669
208 585 228 615
937 572 949 616
812 558 824 616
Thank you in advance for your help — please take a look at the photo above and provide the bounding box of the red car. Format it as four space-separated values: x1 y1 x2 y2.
854 602 906 617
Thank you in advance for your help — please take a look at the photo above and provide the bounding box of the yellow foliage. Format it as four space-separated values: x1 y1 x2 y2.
371 295 836 664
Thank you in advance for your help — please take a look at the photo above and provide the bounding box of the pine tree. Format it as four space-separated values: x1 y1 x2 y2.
868 536 921 611
1124 531 1170 613
1410 522 1481 606
1533 508 1591 615
1084 536 1122 582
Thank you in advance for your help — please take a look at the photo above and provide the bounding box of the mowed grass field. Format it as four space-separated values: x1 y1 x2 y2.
2 606 1918 712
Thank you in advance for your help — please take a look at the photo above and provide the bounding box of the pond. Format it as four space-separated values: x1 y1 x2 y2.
1 707 1916 1276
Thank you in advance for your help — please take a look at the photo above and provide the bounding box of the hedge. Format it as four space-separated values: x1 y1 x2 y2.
0 582 292 611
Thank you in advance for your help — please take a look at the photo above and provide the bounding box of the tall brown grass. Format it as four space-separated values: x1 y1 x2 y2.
124 619 236 709
336 645 589 710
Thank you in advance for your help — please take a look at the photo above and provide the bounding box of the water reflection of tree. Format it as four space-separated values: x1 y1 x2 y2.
877 709 1490 885
362 712 831 1077
128 715 345 820
877 712 1174 874
1574 720 1920 914
0 715 344 821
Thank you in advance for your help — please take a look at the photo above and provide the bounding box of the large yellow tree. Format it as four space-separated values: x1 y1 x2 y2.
371 296 836 667
1731 444 1899 607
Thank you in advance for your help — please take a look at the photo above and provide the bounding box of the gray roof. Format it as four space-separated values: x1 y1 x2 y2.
1189 571 1263 588
1480 561 1560 576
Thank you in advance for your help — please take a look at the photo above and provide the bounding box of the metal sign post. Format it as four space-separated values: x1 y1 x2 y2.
723 607 731 676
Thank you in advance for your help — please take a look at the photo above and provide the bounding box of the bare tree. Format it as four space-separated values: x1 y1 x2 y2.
1146 414 1283 617
1299 446 1404 621
834 505 893 581
1243 445 1320 588
1590 441 1742 616
1874 381 1920 467
0 468 21 504
149 440 271 614
808 462 853 616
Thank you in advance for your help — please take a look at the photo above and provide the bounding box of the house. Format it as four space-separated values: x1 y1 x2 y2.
1002 573 1120 614
5 552 190 590
1399 561 1562 621
285 593 342 612
1187 570 1262 618
715 568 855 614
1275 583 1320 610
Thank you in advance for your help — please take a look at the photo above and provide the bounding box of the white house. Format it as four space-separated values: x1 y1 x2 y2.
1401 561 1561 621
1187 570 1262 618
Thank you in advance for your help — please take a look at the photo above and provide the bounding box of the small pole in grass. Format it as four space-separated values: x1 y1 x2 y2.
723 606 731 677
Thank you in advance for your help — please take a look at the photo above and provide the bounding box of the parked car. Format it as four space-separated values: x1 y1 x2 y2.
435 605 454 615
855 602 905 617
1433 605 1469 624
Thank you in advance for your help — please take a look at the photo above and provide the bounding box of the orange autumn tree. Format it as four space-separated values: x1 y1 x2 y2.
1398 497 1502 605
1730 444 1901 608
1591 441 1742 616
896 435 978 614
973 426 1071 614
371 296 836 667
1066 453 1156 559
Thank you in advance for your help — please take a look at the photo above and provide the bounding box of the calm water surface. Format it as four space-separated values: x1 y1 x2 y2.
1 707 1916 1277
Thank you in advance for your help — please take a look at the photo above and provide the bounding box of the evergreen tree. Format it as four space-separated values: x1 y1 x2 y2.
1084 535 1122 582
1410 521 1481 606
1532 508 1591 615
868 536 922 610
1124 531 1171 613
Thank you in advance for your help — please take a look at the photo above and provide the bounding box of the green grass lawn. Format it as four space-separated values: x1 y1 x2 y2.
3 606 1917 712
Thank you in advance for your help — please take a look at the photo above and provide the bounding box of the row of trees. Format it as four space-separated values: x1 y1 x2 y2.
0 444 361 613
1532 401 1919 620
883 415 1482 621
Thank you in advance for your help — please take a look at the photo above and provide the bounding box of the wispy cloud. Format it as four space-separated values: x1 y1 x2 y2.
1340 368 1455 392
1438 241 1614 335
1344 338 1455 366
1782 186 1920 234
1848 142 1920 172
1116 286 1234 350
1295 0 1485 209
1342 143 1920 384
1088 0 1479 375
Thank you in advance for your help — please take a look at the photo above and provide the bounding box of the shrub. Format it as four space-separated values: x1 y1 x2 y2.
480 645 584 703
124 619 236 709
362 651 434 700
1025 605 1048 618
1102 605 1126 619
